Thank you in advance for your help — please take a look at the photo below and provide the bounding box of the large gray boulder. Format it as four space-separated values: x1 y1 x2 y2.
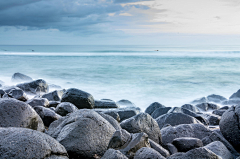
204 141 233 159
61 88 94 109
108 129 132 150
98 112 121 130
16 79 49 95
11 72 33 82
55 102 78 116
0 127 68 159
151 107 171 119
172 137 203 152
42 90 65 101
101 149 128 159
120 113 162 144
95 99 119 109
0 98 44 132
46 109 116 159
26 97 49 108
145 102 165 115
134 147 166 159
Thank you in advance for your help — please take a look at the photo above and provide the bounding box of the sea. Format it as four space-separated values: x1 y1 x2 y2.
1 45 240 111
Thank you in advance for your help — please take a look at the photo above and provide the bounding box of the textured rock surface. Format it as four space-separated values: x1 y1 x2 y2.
55 102 78 116
207 114 221 125
151 107 171 119
101 149 128 159
204 141 233 159
26 97 49 108
181 104 200 113
8 88 28 101
98 112 121 130
134 147 166 159
108 129 132 150
16 79 49 95
42 90 65 101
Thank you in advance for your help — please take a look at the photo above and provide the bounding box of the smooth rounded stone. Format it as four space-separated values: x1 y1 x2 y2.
46 109 116 158
172 137 203 152
120 113 162 144
196 103 220 111
230 89 240 99
160 124 212 146
49 101 61 107
42 90 65 101
0 98 44 131
156 113 202 129
181 104 200 113
108 129 132 150
98 112 121 130
165 143 178 155
167 147 221 159
0 89 6 97
8 88 28 101
26 97 49 108
120 132 151 158
104 111 120 122
55 102 78 116
205 141 233 159
145 102 165 115
149 139 170 157
191 97 208 104
219 106 229 110
101 149 128 159
34 106 61 127
207 114 221 125
16 79 49 95
95 99 119 109
61 88 94 109
11 72 33 82
117 99 136 107
207 94 227 104
222 99 240 106
151 107 171 119
212 109 226 116
134 147 166 159
219 105 240 152
0 127 68 159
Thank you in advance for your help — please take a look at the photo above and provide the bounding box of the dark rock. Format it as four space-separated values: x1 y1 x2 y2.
108 129 132 150
120 113 162 144
3 86 21 93
49 101 61 107
61 88 94 109
117 99 136 107
191 97 208 104
207 114 221 125
11 72 33 82
151 107 171 119
104 111 120 122
179 108 209 125
134 147 165 159
196 103 220 111
181 104 200 113
42 90 65 101
156 113 202 129
222 99 240 106
95 99 119 109
219 105 240 152
149 139 170 157
98 112 121 130
0 127 68 159
207 94 227 104
0 98 44 131
49 107 56 111
145 102 165 115
219 106 229 110
8 88 28 101
230 89 240 99
55 102 78 116
46 109 116 158
26 97 49 108
204 141 233 159
118 109 139 122
34 106 61 127
101 149 128 159
212 109 226 116
0 89 6 97
172 137 203 152
16 79 49 95
165 143 178 155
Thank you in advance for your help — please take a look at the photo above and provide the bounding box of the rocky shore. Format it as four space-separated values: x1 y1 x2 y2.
0 72 240 159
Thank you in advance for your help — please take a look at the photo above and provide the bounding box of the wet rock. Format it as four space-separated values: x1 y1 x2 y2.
181 104 200 113
49 101 61 108
230 89 240 99
149 139 170 158
49 107 56 111
0 98 44 131
95 99 119 109
204 141 233 159
191 97 208 104
134 147 166 159
16 79 49 95
207 94 227 104
0 89 6 97
8 88 28 101
196 103 220 111
212 109 226 116
172 137 203 152
55 102 78 116
207 114 221 125
101 149 128 159
0 127 68 159
98 112 121 130
151 107 171 119
145 102 165 115
42 90 65 101
46 109 116 158
104 111 120 122
26 97 49 108
108 129 132 150
61 88 94 109
3 86 21 93
118 109 139 122
219 106 229 110
165 143 178 155
11 72 33 82
156 113 202 129
34 106 61 127
120 113 162 144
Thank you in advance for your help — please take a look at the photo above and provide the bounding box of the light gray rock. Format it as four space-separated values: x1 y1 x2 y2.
207 94 227 104
11 72 33 82
191 97 208 104
26 97 49 108
134 147 166 159
101 149 128 159
230 89 240 99
98 112 121 130
204 141 233 159
8 88 28 101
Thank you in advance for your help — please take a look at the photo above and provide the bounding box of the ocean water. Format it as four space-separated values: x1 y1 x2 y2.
1 45 240 111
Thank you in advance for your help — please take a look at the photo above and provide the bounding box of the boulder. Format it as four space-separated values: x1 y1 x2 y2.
156 113 202 129
49 107 56 111
11 72 33 82
165 143 178 155
0 98 44 131
118 109 139 122
108 129 132 150
8 88 28 101
3 86 21 93
101 149 128 159
61 88 94 109
149 139 170 157
34 106 61 127
42 90 65 101
212 109 226 116
151 107 171 119
134 147 166 159
95 99 119 109
16 79 49 95
120 113 162 144
230 89 240 99
222 99 240 106
207 94 227 104
55 102 78 116
117 99 136 107
219 105 240 152
0 89 6 97
26 97 49 108
191 97 208 104
172 137 203 152
104 111 120 122
207 114 221 125
98 112 121 130
219 106 229 110
0 127 68 159
181 104 200 113
204 141 233 159
49 101 61 107
196 103 220 111
145 102 165 115
46 109 116 158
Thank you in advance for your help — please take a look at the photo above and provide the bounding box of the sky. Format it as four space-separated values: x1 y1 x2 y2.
1 0 240 45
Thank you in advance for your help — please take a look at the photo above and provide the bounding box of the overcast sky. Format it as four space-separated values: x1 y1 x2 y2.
1 0 240 45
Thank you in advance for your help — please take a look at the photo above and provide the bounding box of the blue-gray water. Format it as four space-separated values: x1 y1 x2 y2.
1 45 240 110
